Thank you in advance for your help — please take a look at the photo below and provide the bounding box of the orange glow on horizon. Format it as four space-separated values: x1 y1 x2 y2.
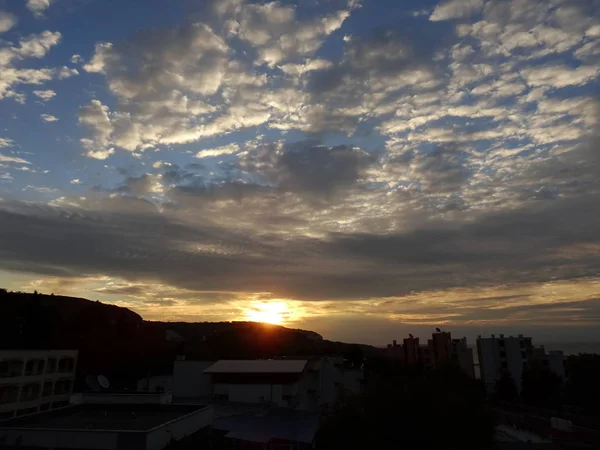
246 301 289 325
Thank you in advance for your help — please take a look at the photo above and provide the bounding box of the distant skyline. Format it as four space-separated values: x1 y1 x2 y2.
1 0 600 344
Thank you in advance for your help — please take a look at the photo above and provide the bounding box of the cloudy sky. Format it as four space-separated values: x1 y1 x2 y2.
1 0 600 345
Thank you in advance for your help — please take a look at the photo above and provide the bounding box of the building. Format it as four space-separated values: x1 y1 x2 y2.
205 360 309 408
172 357 363 413
428 330 453 369
385 340 403 361
532 347 566 380
136 375 173 394
172 359 214 399
387 332 475 377
477 334 535 392
0 350 78 420
403 336 420 365
0 403 213 450
452 337 476 379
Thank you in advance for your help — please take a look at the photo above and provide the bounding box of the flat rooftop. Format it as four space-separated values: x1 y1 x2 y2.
0 404 207 432
204 360 307 374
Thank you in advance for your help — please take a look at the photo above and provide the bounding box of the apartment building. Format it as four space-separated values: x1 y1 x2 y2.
477 334 534 392
0 350 78 419
387 332 475 378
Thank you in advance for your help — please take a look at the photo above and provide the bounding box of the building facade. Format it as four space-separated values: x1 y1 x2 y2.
477 334 535 392
0 350 78 420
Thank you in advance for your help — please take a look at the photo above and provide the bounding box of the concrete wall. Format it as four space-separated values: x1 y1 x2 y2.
172 361 213 398
0 429 119 449
145 405 213 450
71 392 173 405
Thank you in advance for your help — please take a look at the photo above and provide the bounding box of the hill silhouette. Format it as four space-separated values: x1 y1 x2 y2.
0 289 376 388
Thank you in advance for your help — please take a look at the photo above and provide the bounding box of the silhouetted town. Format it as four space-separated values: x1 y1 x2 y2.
1 290 600 449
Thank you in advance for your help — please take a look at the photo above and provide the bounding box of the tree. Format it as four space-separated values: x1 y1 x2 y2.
493 372 518 403
521 366 563 408
565 354 600 415
316 366 494 450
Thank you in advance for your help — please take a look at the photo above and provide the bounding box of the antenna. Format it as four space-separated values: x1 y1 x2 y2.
98 375 110 390
86 375 102 392
409 333 414 338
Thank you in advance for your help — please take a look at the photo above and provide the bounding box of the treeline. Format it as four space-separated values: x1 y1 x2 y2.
493 354 600 420
317 357 495 450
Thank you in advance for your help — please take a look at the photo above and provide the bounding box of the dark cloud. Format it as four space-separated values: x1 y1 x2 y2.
238 140 376 201
1 184 600 302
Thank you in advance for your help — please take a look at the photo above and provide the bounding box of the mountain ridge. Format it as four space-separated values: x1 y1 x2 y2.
0 289 376 387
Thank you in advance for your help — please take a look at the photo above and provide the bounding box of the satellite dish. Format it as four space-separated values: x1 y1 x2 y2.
86 375 101 392
435 327 442 332
409 333 414 338
98 375 110 390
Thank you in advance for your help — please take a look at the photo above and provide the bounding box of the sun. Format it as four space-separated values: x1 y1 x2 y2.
246 301 289 325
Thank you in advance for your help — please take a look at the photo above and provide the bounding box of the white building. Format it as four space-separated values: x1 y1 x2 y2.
477 335 535 392
477 335 568 392
172 357 363 412
0 350 78 420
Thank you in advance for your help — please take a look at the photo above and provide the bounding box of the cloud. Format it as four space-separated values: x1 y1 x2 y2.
23 185 58 194
26 0 51 18
86 148 115 160
70 179 81 184
78 100 115 158
71 54 83 64
232 0 353 67
521 64 600 88
33 89 56 101
0 138 15 148
196 143 240 159
0 12 17 33
76 2 360 154
0 154 30 164
40 113 59 122
0 31 69 102
238 141 375 200
430 0 484 22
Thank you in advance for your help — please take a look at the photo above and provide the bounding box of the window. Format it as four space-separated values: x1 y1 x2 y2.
500 351 506 358
0 386 18 404
520 341 525 349
521 351 526 359
501 362 508 369
499 339 505 347
42 381 53 397
214 394 228 401
47 358 57 373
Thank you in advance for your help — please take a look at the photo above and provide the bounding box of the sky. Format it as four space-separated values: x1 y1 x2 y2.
1 0 600 345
